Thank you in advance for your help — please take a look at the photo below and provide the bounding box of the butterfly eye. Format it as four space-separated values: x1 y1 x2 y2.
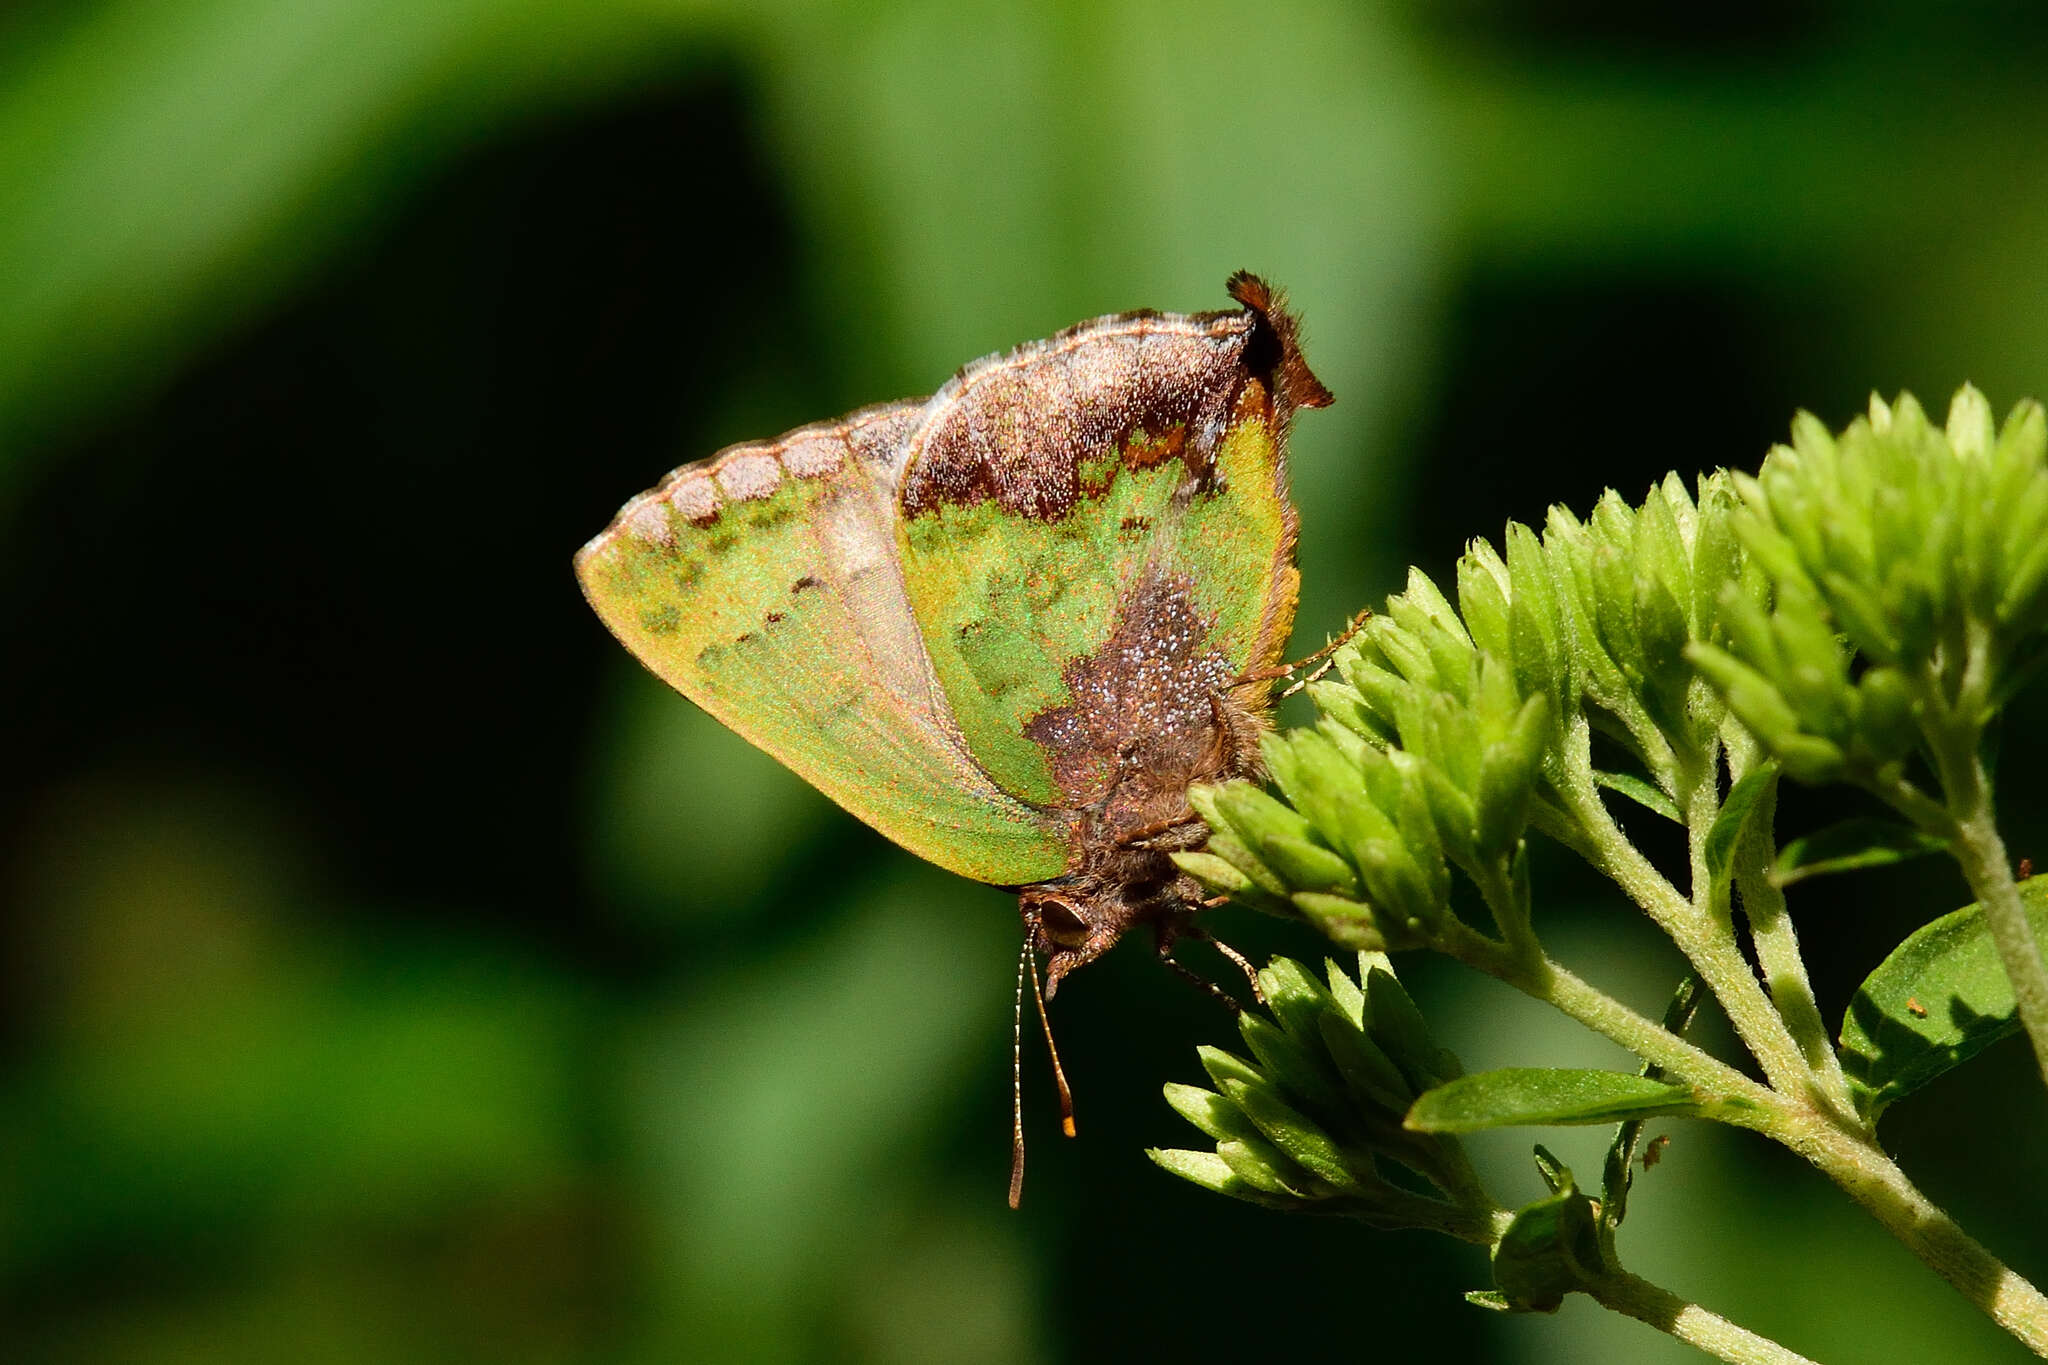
1036 897 1093 949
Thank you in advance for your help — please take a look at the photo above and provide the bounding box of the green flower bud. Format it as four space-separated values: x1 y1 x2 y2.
1257 957 1341 1043
1212 782 1319 850
1222 1080 1362 1191
1146 1148 1300 1208
1367 615 1441 691
1177 835 1291 913
1159 956 1478 1227
1506 521 1571 709
1239 1013 1346 1115
1690 474 1742 640
1291 892 1400 951
1635 483 1693 612
1198 1043 1264 1093
1774 733 1849 784
1187 784 1293 905
1318 1012 1413 1113
1215 1134 1318 1196
1163 1080 1262 1144
1260 834 1363 899
1818 570 1900 663
1475 695 1550 859
1363 951 1463 1089
1307 678 1391 745
1416 760 1478 871
1458 539 1514 661
1947 383 1996 460
1633 567 1692 734
1687 644 1803 746
1851 665 1916 764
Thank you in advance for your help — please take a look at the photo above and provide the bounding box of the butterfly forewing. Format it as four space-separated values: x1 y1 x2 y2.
575 405 1070 886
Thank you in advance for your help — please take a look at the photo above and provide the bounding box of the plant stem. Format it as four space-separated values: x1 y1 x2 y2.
1449 927 2048 1353
1583 1268 1819 1365
1943 754 2048 1089
1725 763 1858 1116
1457 935 1779 1116
1553 740 1811 1093
1774 1111 2048 1355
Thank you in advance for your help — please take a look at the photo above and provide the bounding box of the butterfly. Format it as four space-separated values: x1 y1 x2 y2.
576 273 1331 1202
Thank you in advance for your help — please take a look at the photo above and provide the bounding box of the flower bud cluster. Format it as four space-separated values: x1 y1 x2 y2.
1180 472 1752 948
1691 388 2048 781
1150 954 1480 1226
1538 473 1752 781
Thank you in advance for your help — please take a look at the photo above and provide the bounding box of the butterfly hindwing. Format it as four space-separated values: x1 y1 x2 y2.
893 278 1323 825
575 405 1071 886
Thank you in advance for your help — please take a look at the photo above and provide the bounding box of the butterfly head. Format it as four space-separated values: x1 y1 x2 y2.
1021 886 1125 997
1020 848 1201 997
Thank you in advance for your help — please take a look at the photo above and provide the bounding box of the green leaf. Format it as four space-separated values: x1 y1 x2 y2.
1601 973 1701 1233
1405 1068 1707 1133
1704 761 1778 904
1771 817 1950 888
1839 874 2048 1118
1593 769 1682 823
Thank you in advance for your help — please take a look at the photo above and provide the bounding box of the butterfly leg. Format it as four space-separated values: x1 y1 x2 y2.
1114 807 1198 849
1277 607 1373 699
1231 608 1373 694
1157 945 1244 1016
1154 917 1268 1010
1186 925 1268 1006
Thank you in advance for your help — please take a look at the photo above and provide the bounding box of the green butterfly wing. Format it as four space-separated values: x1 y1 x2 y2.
575 404 1070 886
893 276 1326 818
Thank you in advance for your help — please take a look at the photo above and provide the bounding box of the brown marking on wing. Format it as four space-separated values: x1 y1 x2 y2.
1022 567 1257 843
899 274 1329 522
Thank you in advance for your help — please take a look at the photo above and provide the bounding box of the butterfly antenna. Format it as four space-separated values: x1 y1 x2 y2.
1030 942 1078 1139
1010 936 1030 1209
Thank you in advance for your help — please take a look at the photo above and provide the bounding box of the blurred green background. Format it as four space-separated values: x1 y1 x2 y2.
5 1 2048 1361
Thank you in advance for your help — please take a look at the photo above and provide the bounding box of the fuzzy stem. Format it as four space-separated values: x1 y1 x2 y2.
1553 737 1811 1093
1722 748 1858 1115
1773 1111 2048 1355
1942 754 2048 1090
1444 926 1779 1115
1402 893 2048 1353
1582 1268 1819 1365
1444 922 2048 1352
1883 647 2048 1088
